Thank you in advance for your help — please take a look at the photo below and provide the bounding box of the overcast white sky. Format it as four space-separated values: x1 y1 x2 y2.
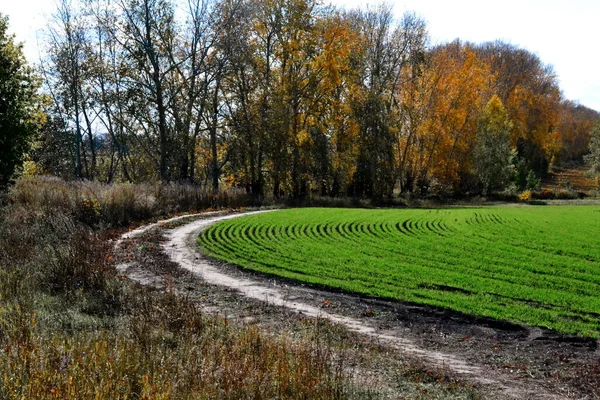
2 0 599 110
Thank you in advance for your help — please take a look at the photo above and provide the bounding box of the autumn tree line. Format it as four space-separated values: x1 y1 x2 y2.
21 0 600 198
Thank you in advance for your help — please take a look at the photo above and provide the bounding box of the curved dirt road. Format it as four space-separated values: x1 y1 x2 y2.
117 211 588 399
148 210 572 400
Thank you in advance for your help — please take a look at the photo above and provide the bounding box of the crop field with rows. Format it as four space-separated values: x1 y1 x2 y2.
198 207 600 337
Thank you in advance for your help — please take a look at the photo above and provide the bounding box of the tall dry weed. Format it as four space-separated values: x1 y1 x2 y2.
0 176 349 399
7 176 250 227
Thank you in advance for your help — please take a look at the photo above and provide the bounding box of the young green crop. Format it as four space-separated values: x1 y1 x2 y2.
198 207 600 337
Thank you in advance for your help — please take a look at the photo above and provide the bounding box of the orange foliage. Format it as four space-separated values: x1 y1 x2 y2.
409 45 491 192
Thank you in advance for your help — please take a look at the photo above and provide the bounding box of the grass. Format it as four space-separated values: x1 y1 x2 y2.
0 179 349 399
0 177 483 399
199 207 600 337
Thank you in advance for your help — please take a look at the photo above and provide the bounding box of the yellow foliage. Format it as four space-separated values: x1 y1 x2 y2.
518 190 532 201
411 46 492 190
297 129 311 146
22 160 45 177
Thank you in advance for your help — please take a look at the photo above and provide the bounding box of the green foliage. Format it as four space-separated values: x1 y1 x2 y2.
526 170 541 191
0 14 43 188
27 116 77 180
511 154 541 191
200 207 600 337
473 95 514 195
584 120 600 178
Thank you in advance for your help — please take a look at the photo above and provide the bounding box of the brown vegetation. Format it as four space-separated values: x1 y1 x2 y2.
0 177 348 399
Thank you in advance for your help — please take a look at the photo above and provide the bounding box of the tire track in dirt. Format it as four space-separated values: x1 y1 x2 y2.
158 210 564 400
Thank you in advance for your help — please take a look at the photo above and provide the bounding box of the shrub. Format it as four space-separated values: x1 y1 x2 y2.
526 170 541 191
78 197 102 226
6 177 252 228
518 190 532 201
530 189 554 200
555 189 579 200
0 204 114 299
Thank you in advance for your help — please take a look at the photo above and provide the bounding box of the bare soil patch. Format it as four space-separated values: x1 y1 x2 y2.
542 165 598 193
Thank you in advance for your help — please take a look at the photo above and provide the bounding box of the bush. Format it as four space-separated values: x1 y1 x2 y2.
0 203 114 300
555 189 579 200
530 189 554 200
526 170 541 191
518 190 532 201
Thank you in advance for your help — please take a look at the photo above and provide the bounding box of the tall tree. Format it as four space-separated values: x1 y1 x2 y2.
351 7 427 198
476 41 561 177
44 0 95 179
0 14 43 188
219 0 264 196
408 42 489 195
473 95 514 194
117 0 176 181
584 121 600 179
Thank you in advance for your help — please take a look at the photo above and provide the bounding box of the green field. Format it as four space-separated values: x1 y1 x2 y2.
198 207 600 337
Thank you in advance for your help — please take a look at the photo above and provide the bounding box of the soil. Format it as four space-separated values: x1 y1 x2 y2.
541 165 598 193
113 210 600 399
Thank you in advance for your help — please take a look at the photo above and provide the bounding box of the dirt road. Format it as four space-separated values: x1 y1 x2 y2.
116 210 599 399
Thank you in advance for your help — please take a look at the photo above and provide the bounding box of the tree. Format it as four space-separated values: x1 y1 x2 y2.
556 101 599 164
44 0 96 180
476 41 561 177
584 121 600 179
0 14 43 188
118 0 176 182
219 0 264 196
309 12 362 196
351 7 427 198
473 95 514 194
28 116 76 179
409 43 490 195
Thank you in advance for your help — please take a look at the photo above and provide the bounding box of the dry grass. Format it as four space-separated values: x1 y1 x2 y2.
0 292 346 399
8 176 252 227
0 177 350 399
540 165 598 198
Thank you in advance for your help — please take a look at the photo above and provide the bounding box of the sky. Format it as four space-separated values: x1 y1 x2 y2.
2 0 599 111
